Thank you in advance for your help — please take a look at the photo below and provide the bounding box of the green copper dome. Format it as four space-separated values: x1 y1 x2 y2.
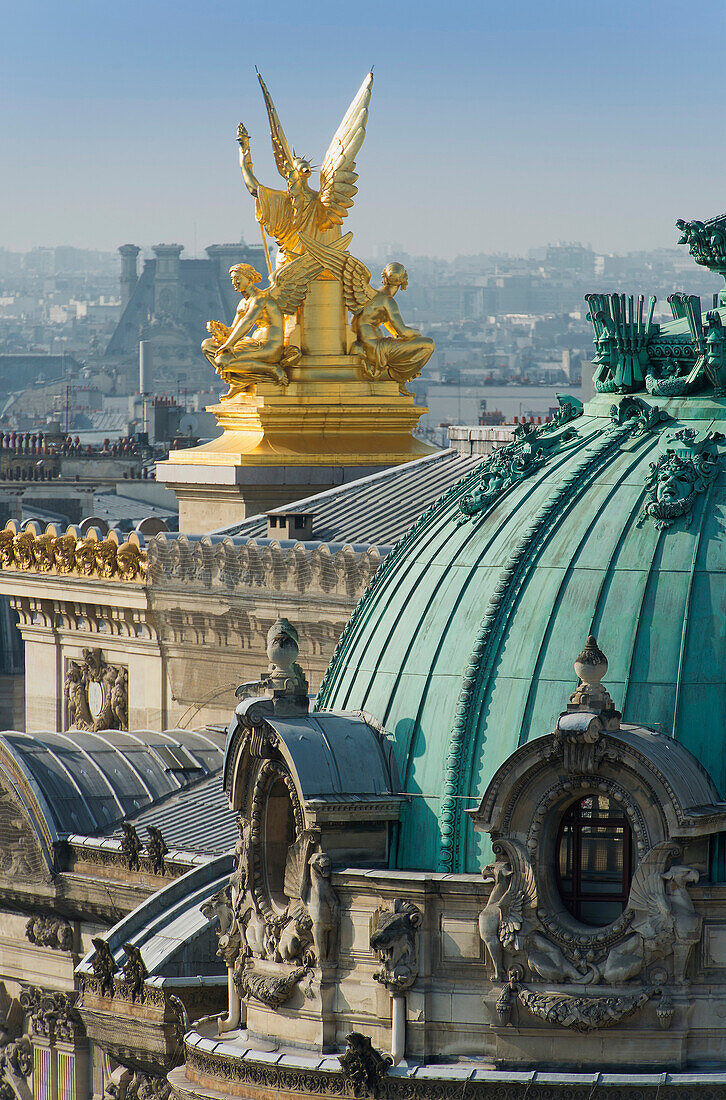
318 272 726 873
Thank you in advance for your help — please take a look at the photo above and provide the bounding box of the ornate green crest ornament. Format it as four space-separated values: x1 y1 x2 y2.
584 215 726 397
457 395 582 523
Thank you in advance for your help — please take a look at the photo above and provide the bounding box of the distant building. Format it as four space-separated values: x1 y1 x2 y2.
104 240 268 391
0 353 81 391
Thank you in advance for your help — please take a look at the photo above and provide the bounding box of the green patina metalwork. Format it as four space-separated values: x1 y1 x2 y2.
317 213 726 874
457 396 582 524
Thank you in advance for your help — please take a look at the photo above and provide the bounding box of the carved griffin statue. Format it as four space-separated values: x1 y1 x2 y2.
478 839 593 984
602 842 701 985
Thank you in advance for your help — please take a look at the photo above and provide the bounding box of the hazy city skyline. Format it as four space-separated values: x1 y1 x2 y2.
3 0 726 259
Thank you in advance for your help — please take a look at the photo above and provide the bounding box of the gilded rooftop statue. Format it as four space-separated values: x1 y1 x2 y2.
162 69 436 517
238 70 373 267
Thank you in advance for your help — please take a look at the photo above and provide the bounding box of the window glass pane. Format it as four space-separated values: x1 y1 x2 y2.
556 794 633 926
264 778 296 909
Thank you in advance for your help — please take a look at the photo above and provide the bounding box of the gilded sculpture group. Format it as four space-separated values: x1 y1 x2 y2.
202 71 434 398
0 521 147 582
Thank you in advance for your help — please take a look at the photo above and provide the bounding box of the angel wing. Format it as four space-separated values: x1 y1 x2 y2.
268 231 354 315
256 69 294 181
627 841 679 937
494 839 538 949
318 72 373 228
298 233 375 315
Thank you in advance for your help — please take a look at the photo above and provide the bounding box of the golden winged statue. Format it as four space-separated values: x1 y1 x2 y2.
237 70 373 266
203 235 351 398
299 234 434 394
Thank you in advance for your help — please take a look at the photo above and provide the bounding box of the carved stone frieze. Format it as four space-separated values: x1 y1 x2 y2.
511 981 653 1032
234 962 309 1008
67 838 185 883
64 648 128 731
25 915 73 951
370 899 422 993
182 1029 726 1100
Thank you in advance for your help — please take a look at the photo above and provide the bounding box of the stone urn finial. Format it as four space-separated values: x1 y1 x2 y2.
568 635 619 725
267 617 299 674
574 635 608 688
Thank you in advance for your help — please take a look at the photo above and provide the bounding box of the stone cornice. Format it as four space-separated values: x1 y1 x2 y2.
179 1043 726 1100
148 534 383 601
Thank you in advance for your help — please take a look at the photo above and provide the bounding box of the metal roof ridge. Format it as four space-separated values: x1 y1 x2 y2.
207 448 452 535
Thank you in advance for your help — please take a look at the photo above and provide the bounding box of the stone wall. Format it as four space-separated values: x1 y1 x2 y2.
0 528 384 731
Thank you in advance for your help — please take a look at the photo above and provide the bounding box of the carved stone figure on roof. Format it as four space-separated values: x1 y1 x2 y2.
478 840 588 984
237 71 372 266
305 851 339 966
602 842 702 985
146 827 168 875
300 236 434 395
91 938 117 998
121 823 142 871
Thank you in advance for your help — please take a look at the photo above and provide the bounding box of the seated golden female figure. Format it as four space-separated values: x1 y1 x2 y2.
352 262 435 395
203 263 293 399
203 253 329 399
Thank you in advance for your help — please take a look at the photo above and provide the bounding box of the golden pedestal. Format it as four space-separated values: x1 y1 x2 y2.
158 362 434 534
158 269 436 533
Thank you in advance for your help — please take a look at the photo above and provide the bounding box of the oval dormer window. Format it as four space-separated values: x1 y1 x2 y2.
556 794 633 926
264 777 296 911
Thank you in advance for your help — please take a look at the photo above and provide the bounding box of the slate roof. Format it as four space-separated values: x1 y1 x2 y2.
211 449 483 548
124 772 236 855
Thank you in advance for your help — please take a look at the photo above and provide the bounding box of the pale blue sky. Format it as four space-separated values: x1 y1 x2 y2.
2 0 726 258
